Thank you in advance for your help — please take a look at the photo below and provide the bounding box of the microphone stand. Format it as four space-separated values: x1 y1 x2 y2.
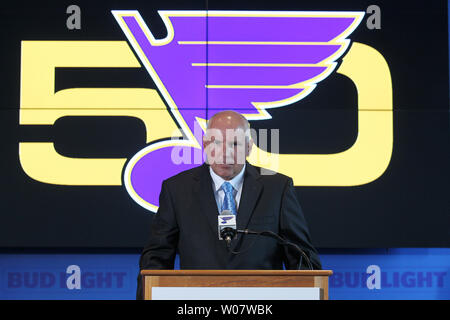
236 229 314 270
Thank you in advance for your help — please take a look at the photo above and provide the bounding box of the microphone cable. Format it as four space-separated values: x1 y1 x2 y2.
221 228 314 270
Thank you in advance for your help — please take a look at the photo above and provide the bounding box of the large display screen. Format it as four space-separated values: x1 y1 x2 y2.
1 0 448 247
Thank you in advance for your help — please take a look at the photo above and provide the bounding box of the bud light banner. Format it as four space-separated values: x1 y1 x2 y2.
0 253 139 300
1 249 449 299
322 248 450 300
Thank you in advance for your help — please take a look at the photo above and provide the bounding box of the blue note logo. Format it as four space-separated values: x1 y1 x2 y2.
220 216 234 224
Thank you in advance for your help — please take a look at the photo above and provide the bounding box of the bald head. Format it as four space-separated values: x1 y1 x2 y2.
207 110 250 132
203 110 253 180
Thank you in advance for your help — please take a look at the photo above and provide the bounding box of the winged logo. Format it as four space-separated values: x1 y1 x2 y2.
112 10 364 212
220 216 234 224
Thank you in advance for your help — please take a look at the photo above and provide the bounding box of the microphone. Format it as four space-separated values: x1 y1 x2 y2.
218 210 237 248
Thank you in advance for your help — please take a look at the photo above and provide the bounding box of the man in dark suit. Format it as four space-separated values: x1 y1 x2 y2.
137 111 321 299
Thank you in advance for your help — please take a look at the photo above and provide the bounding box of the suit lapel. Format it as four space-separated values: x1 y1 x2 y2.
228 163 263 252
236 163 263 230
196 163 220 239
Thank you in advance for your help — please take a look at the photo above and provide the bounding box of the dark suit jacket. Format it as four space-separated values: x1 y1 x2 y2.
137 162 321 299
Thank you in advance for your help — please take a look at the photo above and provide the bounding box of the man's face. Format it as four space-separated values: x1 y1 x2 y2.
203 116 252 180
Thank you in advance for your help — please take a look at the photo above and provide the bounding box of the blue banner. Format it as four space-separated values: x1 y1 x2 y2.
1 248 449 300
0 253 139 300
322 248 450 300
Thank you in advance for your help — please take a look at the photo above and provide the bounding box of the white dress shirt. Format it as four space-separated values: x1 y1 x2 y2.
209 165 245 213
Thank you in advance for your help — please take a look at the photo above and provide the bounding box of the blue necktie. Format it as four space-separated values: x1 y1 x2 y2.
221 182 237 215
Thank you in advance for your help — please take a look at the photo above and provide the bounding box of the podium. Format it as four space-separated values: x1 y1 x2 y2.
141 270 333 300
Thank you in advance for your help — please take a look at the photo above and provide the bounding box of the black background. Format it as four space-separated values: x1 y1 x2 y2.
0 0 448 248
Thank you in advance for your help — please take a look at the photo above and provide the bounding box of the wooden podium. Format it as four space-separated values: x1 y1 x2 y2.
141 270 333 300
